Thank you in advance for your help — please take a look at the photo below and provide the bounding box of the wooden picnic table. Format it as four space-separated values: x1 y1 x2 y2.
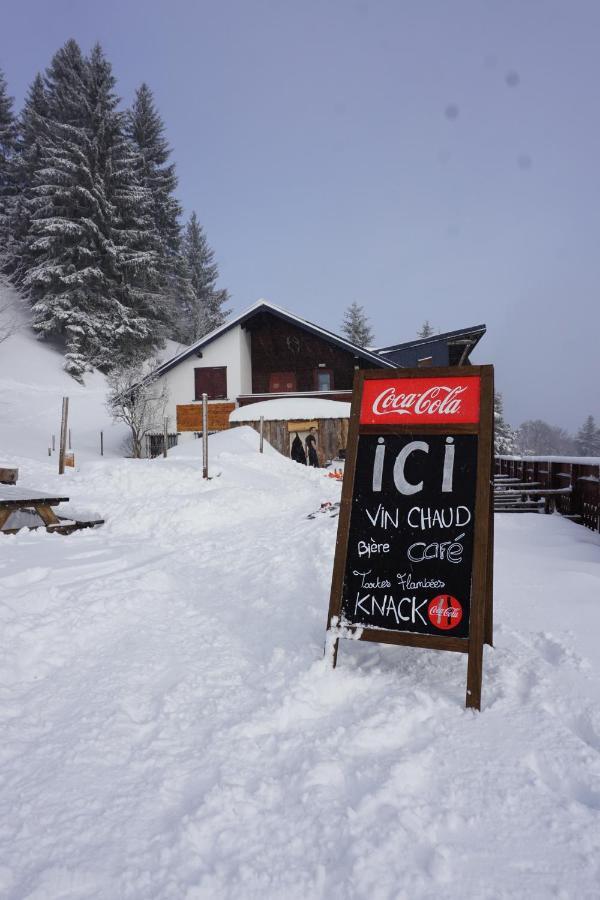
0 487 70 531
0 486 104 534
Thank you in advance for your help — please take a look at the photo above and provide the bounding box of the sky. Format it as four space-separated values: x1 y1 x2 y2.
2 0 599 431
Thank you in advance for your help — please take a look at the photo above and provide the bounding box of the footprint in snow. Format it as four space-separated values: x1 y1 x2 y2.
0 566 50 587
533 632 582 668
569 710 600 755
526 751 600 812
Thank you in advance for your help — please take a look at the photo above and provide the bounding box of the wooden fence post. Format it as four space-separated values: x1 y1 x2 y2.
163 417 169 458
202 393 208 479
58 397 69 475
259 416 264 453
597 464 600 533
100 431 104 456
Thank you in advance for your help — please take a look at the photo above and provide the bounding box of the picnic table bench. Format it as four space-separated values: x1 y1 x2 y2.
0 486 104 535
493 484 572 514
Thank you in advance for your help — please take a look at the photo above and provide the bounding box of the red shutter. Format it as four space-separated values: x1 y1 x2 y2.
195 367 227 400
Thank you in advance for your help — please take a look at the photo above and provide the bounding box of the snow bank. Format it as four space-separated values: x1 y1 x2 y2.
1 423 600 897
230 396 351 422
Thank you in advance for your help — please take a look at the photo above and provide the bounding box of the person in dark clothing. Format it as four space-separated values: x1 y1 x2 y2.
291 432 307 465
306 428 319 467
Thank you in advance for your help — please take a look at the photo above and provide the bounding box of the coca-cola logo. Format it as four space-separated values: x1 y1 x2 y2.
372 385 467 418
427 595 463 630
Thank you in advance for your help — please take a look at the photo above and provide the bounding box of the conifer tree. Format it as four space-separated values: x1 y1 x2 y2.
178 211 229 342
0 67 17 256
341 301 373 347
125 83 183 311
87 44 165 368
22 41 164 377
22 38 94 376
575 415 600 456
417 320 434 338
494 392 516 455
3 73 49 284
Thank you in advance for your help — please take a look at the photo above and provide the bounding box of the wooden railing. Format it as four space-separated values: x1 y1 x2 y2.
495 455 600 532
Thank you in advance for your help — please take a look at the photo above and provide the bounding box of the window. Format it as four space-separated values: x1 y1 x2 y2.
314 368 333 391
269 372 297 392
195 367 227 400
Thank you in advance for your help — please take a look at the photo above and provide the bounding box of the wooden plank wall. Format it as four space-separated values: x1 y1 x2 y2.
495 456 600 533
233 418 349 464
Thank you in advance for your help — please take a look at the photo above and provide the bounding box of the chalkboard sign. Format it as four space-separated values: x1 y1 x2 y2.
326 367 494 710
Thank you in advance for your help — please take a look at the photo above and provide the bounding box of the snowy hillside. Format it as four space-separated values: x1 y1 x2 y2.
1 279 600 898
0 278 124 463
0 278 185 465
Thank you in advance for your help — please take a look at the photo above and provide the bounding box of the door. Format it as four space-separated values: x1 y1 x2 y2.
269 372 297 392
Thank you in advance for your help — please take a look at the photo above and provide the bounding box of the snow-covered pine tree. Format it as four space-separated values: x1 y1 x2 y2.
3 73 49 284
21 39 98 376
21 41 164 377
494 392 516 455
0 67 17 257
575 415 600 457
178 211 229 342
125 83 184 320
417 320 434 338
86 43 165 370
341 302 374 347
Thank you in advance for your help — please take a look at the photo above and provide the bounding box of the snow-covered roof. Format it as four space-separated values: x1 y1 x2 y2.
230 397 351 423
497 454 600 466
375 323 486 354
152 299 395 377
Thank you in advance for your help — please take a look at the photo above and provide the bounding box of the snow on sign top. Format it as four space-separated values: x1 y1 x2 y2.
230 397 351 423
360 375 481 425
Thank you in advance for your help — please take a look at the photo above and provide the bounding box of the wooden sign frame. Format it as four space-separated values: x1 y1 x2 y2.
176 402 236 433
326 365 494 710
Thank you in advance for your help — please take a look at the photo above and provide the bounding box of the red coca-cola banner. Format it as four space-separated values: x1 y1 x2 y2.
360 375 481 425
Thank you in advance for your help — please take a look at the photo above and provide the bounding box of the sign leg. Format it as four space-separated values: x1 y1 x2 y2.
484 507 494 647
325 630 340 668
466 636 483 710
484 442 495 647
331 637 339 668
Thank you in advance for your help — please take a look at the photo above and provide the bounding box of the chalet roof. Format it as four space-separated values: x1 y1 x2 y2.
376 323 486 359
153 299 396 376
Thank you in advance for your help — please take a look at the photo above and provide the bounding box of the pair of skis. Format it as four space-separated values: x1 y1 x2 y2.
307 501 340 520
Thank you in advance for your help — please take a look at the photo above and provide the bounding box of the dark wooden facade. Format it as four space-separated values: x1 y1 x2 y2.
245 311 370 396
233 416 350 464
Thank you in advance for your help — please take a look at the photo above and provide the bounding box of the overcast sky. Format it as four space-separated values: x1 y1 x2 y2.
2 0 599 430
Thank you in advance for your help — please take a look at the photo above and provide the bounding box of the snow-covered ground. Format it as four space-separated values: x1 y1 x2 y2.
1 291 600 898
0 276 184 466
